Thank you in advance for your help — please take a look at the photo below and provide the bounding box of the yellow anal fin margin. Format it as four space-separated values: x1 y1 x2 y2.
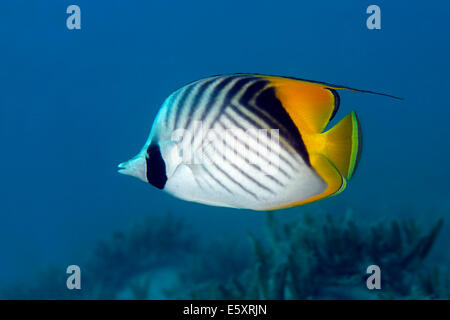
261 75 338 134
267 153 346 210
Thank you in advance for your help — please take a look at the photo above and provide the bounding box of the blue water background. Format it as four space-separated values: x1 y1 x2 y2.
0 1 449 288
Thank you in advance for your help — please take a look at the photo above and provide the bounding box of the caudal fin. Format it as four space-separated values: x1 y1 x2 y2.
321 111 361 180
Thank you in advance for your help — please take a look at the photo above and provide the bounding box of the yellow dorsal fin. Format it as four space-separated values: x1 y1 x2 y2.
261 75 338 134
259 74 401 136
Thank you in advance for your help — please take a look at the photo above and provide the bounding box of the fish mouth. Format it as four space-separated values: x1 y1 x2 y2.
118 161 127 168
117 161 129 174
117 155 147 182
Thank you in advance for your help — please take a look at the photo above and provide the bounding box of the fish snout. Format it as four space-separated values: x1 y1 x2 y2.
117 155 147 182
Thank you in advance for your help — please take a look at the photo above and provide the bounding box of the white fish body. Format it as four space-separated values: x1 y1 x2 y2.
119 74 366 211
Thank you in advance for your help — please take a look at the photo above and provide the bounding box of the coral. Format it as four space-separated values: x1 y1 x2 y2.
84 212 197 299
0 266 84 300
170 211 447 300
126 274 152 299
2 209 447 300
1 212 197 300
178 237 251 286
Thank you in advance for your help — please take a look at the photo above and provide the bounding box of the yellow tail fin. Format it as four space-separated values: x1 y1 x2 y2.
321 111 361 180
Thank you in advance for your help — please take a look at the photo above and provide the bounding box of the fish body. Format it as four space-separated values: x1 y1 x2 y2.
119 74 374 210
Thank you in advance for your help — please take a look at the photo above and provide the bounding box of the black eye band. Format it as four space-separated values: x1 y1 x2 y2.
146 144 168 189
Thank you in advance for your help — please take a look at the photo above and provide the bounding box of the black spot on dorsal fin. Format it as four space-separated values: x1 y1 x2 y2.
327 88 340 122
255 86 311 166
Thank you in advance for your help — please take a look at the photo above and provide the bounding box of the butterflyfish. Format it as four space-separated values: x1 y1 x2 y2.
119 74 400 210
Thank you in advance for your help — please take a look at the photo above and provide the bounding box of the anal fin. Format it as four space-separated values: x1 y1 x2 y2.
268 153 345 210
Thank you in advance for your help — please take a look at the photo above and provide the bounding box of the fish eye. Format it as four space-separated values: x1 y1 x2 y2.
146 144 168 189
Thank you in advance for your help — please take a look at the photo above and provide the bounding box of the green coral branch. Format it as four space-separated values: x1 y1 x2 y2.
179 212 447 300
